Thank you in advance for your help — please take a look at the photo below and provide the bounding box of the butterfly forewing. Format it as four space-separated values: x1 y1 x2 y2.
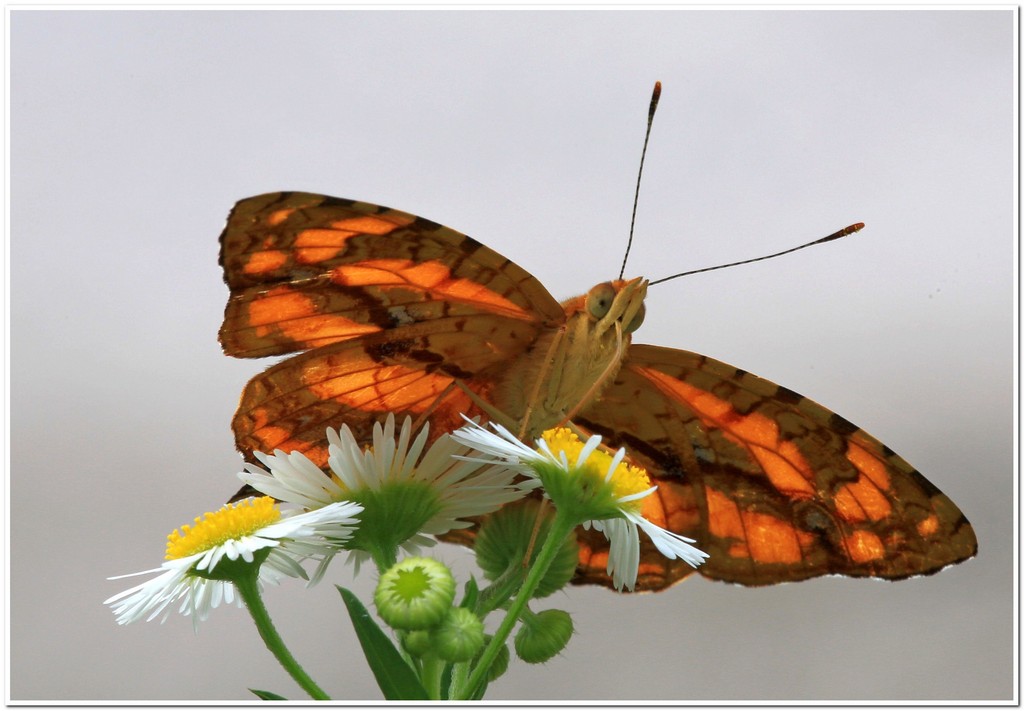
219 192 564 358
219 193 978 590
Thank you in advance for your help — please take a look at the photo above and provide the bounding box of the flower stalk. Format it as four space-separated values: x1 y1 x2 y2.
234 571 330 701
459 510 576 699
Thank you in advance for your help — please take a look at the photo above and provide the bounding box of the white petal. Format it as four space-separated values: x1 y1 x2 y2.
577 434 603 471
616 485 659 505
450 419 544 466
597 517 640 591
604 447 627 483
629 512 709 568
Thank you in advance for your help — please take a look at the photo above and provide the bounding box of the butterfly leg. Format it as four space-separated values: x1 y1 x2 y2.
556 324 626 427
517 329 575 576
517 328 567 439
522 498 551 573
444 378 519 431
409 380 464 433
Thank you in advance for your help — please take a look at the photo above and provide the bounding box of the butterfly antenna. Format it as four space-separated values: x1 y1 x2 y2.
618 81 662 280
648 222 865 285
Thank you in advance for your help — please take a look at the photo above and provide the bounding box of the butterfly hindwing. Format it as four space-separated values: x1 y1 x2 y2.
230 321 517 466
573 343 978 588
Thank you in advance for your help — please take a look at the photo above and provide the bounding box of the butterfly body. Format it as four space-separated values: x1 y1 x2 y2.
220 191 977 591
491 277 647 438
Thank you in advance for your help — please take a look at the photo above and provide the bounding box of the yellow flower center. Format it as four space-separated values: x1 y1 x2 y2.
540 428 651 500
165 497 281 560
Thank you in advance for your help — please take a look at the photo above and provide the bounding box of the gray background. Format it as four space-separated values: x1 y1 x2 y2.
10 9 1014 702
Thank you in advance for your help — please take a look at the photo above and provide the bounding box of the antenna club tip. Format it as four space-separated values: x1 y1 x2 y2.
847 222 866 234
649 81 662 118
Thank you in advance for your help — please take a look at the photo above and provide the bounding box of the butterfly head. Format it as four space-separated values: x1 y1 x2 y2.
568 276 648 339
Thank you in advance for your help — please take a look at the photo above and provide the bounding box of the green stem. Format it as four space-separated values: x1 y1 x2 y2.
458 512 577 700
235 575 330 700
475 565 525 617
449 661 470 700
420 655 444 700
370 543 398 574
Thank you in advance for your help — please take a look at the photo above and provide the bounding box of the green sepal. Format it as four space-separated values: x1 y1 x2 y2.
345 481 441 563
460 576 480 610
191 548 272 583
249 689 288 700
336 586 430 700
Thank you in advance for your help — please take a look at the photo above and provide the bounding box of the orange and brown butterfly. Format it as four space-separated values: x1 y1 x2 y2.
217 190 977 591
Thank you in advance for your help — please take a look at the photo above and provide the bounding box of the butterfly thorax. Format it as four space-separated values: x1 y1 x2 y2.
490 277 648 438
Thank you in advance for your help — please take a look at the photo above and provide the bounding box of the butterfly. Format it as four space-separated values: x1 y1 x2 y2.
218 191 977 590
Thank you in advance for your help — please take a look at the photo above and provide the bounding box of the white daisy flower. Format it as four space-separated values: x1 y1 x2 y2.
104 497 362 628
238 414 527 572
451 420 709 591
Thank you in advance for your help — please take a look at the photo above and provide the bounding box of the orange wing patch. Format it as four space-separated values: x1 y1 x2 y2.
639 368 815 497
293 230 349 265
242 249 288 276
843 530 886 563
245 286 381 344
303 351 456 415
291 217 404 264
705 487 813 565
328 259 532 320
244 405 330 466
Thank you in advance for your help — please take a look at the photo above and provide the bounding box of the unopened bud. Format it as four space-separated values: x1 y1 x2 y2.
514 609 574 664
374 557 455 630
432 607 485 663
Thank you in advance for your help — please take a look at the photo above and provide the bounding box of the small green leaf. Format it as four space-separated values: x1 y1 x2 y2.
337 586 430 700
439 661 454 701
249 688 288 700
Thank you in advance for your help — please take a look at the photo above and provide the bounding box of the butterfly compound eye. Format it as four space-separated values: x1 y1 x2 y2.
623 303 645 334
585 282 616 320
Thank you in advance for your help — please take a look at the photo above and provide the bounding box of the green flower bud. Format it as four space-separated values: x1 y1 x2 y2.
514 609 574 664
374 557 455 630
475 499 578 598
431 607 485 663
401 629 432 657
